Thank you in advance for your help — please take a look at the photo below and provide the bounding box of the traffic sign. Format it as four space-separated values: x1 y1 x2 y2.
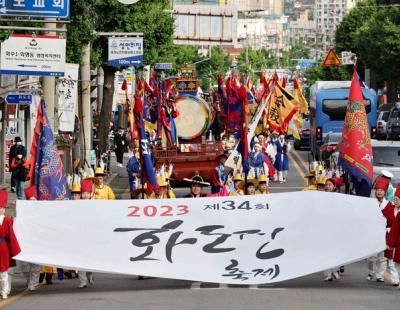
296 59 316 69
0 34 66 77
0 0 70 19
155 63 173 70
323 49 342 67
341 51 356 65
5 93 32 105
108 37 144 67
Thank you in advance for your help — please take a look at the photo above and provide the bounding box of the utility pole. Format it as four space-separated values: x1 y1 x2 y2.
42 18 57 130
0 98 6 184
81 43 92 172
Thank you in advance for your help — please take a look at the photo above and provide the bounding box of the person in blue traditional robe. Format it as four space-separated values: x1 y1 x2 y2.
274 135 290 183
249 143 269 180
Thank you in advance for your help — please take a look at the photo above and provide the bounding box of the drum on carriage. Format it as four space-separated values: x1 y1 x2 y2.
174 95 215 140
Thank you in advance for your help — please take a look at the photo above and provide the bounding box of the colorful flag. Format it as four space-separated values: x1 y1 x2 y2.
28 100 71 200
237 85 249 174
139 117 157 187
338 67 373 191
266 83 298 134
293 79 309 115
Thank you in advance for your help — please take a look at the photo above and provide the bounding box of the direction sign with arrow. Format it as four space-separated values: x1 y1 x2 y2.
0 35 66 77
0 0 70 19
5 93 32 105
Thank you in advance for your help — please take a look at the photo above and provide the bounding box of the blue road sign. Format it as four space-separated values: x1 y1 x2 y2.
0 0 70 19
155 63 173 70
297 59 316 69
5 93 32 105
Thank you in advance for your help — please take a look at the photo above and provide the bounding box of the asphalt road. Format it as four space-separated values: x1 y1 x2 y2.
2 149 399 310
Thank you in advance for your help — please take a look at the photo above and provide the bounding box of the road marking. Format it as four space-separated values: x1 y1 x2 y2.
249 284 287 290
0 289 29 308
291 150 309 172
191 282 201 289
190 282 228 290
288 153 307 185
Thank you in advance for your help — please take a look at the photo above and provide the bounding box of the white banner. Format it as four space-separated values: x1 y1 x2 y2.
14 192 385 284
57 63 79 132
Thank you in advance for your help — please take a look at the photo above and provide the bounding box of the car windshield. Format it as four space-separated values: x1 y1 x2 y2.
390 110 400 119
382 111 389 121
373 146 400 166
325 134 342 144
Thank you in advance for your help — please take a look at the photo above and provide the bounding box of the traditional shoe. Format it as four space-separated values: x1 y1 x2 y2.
87 274 94 285
376 278 384 283
339 266 345 273
78 283 87 289
28 285 37 291
367 274 374 281
324 276 333 282
332 272 340 280
1 294 8 300
392 283 399 287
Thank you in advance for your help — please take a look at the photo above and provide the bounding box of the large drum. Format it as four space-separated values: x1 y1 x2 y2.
174 95 213 140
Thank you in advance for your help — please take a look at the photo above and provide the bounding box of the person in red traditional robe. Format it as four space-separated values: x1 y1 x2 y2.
160 98 179 146
386 184 400 286
0 190 21 300
367 176 390 282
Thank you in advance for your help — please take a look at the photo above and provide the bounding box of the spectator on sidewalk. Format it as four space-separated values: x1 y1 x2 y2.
114 127 127 168
8 137 26 193
10 148 29 200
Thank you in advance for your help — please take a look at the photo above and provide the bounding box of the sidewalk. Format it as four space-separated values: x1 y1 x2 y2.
2 152 132 217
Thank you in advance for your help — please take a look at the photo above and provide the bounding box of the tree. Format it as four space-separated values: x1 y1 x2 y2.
66 0 175 153
304 65 352 87
354 6 400 101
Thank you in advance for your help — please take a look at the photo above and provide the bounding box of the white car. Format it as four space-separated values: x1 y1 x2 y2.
371 139 400 183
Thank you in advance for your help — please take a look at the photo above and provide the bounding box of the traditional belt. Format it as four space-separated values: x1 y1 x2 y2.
0 237 6 243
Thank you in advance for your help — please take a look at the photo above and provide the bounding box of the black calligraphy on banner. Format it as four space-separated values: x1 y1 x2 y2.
114 221 285 270
222 259 280 281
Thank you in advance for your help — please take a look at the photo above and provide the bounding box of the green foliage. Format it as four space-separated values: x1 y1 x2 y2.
307 10 314 21
236 49 276 73
66 0 174 67
334 0 376 53
353 6 400 85
304 65 352 86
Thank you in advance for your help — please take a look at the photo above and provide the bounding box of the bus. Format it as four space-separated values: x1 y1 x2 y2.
309 81 377 159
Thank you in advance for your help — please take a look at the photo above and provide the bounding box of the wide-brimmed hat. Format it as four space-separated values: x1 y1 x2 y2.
70 183 81 193
257 175 268 184
233 173 243 182
184 175 210 186
316 176 327 186
304 170 316 178
94 167 106 176
14 136 22 143
245 176 257 187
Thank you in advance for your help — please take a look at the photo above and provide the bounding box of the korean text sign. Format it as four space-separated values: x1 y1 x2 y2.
15 191 385 284
108 37 143 67
0 34 66 77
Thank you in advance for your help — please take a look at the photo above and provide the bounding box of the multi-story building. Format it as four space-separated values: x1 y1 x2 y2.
315 0 357 59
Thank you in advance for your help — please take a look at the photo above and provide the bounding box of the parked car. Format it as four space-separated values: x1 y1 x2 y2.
386 107 400 140
294 118 310 150
319 132 342 168
376 110 390 140
371 139 400 183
